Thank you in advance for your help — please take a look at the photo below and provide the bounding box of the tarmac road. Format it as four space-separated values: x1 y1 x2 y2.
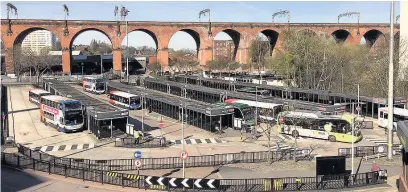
1 166 150 192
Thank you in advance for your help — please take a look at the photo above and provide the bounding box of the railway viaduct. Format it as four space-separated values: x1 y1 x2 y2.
0 19 400 74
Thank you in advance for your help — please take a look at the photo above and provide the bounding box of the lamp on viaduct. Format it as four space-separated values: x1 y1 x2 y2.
0 18 399 75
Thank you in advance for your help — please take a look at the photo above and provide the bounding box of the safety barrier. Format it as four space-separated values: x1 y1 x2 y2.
338 145 402 158
2 152 388 191
114 137 170 148
17 144 312 171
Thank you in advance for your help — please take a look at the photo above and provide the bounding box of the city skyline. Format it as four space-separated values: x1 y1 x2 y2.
2 1 401 50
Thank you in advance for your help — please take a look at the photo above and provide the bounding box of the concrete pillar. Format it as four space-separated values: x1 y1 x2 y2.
61 48 71 74
236 47 249 64
113 49 122 72
4 47 14 74
199 47 213 65
157 48 169 66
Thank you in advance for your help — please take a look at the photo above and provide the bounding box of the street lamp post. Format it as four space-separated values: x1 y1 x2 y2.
81 63 84 75
387 1 395 160
101 55 103 74
351 102 355 174
180 102 186 178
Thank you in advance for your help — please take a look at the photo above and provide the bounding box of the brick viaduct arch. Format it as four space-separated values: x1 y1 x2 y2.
0 19 399 74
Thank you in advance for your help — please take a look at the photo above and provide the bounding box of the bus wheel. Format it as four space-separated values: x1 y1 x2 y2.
292 130 299 138
329 135 336 142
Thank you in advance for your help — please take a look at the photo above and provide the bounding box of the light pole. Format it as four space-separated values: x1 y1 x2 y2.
100 55 103 74
255 86 258 138
180 102 185 178
120 6 130 82
81 63 84 75
142 87 146 134
351 102 355 174
357 84 360 117
387 1 395 160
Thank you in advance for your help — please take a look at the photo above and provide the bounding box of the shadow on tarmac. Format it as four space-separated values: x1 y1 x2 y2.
1 166 48 192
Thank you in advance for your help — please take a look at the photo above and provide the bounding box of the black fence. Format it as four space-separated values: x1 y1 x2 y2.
17 144 312 171
338 145 402 158
114 137 170 148
2 152 388 191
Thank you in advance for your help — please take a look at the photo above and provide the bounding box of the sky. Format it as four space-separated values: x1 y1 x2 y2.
1 1 401 50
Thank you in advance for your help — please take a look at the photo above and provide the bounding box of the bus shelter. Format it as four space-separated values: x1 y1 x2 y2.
173 75 406 118
106 80 235 131
43 79 129 138
144 77 346 114
397 121 408 191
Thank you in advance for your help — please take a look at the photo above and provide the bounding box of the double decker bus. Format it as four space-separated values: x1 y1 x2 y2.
29 89 51 106
82 77 105 94
276 110 362 143
224 98 285 122
378 107 408 131
217 102 255 131
109 90 141 110
40 95 84 132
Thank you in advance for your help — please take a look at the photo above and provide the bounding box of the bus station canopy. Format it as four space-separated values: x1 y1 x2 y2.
106 80 234 116
43 78 128 120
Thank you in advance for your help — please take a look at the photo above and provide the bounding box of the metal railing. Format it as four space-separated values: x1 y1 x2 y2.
17 144 312 171
114 137 170 148
338 145 401 158
2 152 388 191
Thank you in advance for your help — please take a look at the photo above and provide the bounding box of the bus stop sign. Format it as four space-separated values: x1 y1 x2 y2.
159 120 164 127
356 106 361 112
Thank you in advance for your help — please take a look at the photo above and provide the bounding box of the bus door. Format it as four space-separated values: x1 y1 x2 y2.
233 108 243 129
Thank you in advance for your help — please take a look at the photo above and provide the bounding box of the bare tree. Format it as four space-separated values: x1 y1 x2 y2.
28 46 60 84
12 45 30 82
147 62 162 76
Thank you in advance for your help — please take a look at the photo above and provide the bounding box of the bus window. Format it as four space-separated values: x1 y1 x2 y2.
130 97 139 105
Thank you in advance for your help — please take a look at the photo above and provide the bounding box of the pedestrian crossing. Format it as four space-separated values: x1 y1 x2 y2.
365 138 400 146
277 134 306 141
169 138 227 145
270 142 292 151
29 143 95 152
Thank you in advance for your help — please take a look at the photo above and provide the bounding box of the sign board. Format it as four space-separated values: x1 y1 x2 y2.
356 106 361 112
135 159 142 168
378 146 385 153
134 151 142 159
180 150 188 160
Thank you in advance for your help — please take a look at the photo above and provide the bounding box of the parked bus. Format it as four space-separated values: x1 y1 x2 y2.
276 110 362 143
225 98 285 122
29 89 51 106
378 107 408 130
109 90 140 110
82 77 105 94
40 95 84 132
217 102 255 131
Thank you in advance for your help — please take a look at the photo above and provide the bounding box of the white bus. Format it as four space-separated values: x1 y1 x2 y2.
224 98 284 122
40 95 84 132
109 90 141 110
378 107 408 130
277 110 362 143
82 77 105 94
29 89 51 106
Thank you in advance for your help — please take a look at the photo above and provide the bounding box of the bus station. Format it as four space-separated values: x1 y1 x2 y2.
172 75 407 118
144 77 347 114
106 80 236 132
43 79 129 138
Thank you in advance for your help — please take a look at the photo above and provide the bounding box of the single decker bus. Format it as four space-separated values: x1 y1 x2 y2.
109 90 141 110
277 110 362 143
40 95 84 132
82 77 105 94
